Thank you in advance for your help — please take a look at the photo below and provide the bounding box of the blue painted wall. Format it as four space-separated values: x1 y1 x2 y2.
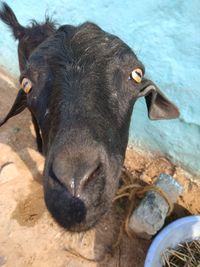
0 0 200 174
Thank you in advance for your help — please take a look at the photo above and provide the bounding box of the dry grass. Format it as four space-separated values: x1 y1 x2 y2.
163 240 200 267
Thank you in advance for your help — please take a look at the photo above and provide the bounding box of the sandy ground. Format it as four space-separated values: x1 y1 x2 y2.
0 71 200 267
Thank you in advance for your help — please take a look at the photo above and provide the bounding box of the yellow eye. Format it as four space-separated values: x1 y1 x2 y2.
21 78 32 94
130 68 143 83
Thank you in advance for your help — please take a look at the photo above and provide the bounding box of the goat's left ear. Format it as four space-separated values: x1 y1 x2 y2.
138 80 180 120
0 89 27 127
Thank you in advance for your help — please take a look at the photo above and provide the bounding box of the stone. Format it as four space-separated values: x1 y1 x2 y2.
0 162 18 184
128 173 183 238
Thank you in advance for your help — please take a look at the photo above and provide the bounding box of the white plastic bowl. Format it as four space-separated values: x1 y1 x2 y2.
144 216 200 267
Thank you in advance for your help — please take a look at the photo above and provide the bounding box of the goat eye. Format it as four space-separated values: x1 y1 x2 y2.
21 78 32 94
130 68 143 83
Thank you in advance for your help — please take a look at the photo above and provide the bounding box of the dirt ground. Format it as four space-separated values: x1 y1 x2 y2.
0 71 200 267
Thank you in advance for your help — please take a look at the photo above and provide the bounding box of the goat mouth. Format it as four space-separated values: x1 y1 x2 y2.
43 174 87 229
42 159 114 231
43 172 111 231
43 175 107 231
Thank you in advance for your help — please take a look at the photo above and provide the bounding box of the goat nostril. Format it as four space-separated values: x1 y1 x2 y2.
50 159 103 197
80 164 102 190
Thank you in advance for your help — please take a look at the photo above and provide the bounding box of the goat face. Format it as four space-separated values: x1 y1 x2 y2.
0 23 179 231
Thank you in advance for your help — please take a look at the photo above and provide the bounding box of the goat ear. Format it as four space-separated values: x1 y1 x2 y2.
0 89 27 127
138 81 180 120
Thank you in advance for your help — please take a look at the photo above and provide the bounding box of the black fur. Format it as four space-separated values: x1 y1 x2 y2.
22 24 145 230
0 4 179 231
0 2 56 152
0 2 25 39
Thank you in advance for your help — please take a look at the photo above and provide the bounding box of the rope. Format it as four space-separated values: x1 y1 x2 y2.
135 185 174 216
113 170 174 247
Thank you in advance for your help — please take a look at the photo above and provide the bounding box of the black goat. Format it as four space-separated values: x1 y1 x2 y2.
0 3 179 231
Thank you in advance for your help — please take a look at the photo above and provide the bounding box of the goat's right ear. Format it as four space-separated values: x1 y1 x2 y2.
0 89 27 127
138 80 180 120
